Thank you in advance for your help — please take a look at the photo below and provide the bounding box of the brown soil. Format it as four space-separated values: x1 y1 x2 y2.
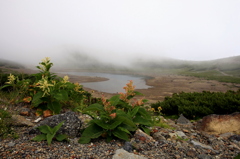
8 68 240 104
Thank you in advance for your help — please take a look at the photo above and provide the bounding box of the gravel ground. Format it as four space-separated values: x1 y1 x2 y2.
0 127 124 159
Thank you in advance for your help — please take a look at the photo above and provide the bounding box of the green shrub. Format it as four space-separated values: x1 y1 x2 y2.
79 80 153 144
151 90 240 119
32 121 68 145
0 109 18 139
0 57 91 114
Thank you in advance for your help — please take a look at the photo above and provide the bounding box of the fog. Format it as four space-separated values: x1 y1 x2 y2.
0 0 239 68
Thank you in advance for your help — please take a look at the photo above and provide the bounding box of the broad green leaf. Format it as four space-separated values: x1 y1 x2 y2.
138 107 151 119
32 134 47 142
32 92 44 107
47 133 54 145
140 126 151 135
109 95 120 106
109 118 124 129
118 126 131 134
84 103 104 112
48 101 61 114
52 121 65 134
46 125 54 134
112 129 129 141
56 134 68 141
120 123 137 132
116 109 131 119
92 119 109 129
133 115 152 126
37 125 51 134
120 116 137 129
78 136 91 144
79 123 104 144
53 90 68 101
81 123 104 138
129 106 140 117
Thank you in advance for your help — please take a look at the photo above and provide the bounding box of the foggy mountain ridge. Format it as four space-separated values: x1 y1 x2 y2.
0 58 25 69
1 54 240 73
133 55 240 71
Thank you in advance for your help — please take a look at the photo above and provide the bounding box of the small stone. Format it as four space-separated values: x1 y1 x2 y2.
176 131 186 138
19 108 31 116
187 149 197 157
8 142 15 147
182 129 189 133
198 154 213 159
113 149 147 159
123 142 132 152
191 140 214 150
12 115 35 127
152 132 166 141
229 135 240 142
176 114 192 125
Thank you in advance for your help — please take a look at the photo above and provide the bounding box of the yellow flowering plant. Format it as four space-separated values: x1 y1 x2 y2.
0 73 31 104
0 57 91 114
30 58 88 114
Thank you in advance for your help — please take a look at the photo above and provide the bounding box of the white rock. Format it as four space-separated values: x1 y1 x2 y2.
113 149 147 159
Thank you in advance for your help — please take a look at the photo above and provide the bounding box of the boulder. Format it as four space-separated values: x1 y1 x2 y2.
29 111 81 137
12 115 35 127
197 112 240 135
113 149 147 159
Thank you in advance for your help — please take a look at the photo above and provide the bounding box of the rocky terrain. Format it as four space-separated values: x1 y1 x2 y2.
0 106 240 159
1 68 240 158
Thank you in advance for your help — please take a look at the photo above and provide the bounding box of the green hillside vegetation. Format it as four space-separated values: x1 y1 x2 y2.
134 56 240 84
151 90 240 120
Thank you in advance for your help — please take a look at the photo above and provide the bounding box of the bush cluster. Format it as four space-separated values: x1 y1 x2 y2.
151 90 240 119
0 109 18 139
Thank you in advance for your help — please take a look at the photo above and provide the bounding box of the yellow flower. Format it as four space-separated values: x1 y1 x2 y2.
6 73 16 84
62 75 69 83
41 57 51 63
39 57 52 72
37 76 54 97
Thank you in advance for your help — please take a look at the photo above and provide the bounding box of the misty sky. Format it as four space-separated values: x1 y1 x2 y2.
0 0 239 66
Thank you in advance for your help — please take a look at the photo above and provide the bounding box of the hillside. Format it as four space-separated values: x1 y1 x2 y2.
132 56 240 83
0 58 25 70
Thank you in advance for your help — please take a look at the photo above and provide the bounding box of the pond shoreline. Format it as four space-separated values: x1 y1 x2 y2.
8 68 240 104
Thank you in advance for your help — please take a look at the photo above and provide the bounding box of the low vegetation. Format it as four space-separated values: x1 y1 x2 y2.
151 90 240 120
32 121 68 145
0 109 18 139
178 69 240 84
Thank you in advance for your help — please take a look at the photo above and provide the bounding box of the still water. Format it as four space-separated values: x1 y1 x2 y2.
61 72 152 93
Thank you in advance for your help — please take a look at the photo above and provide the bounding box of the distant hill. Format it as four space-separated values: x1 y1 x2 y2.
133 55 240 72
0 58 25 69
